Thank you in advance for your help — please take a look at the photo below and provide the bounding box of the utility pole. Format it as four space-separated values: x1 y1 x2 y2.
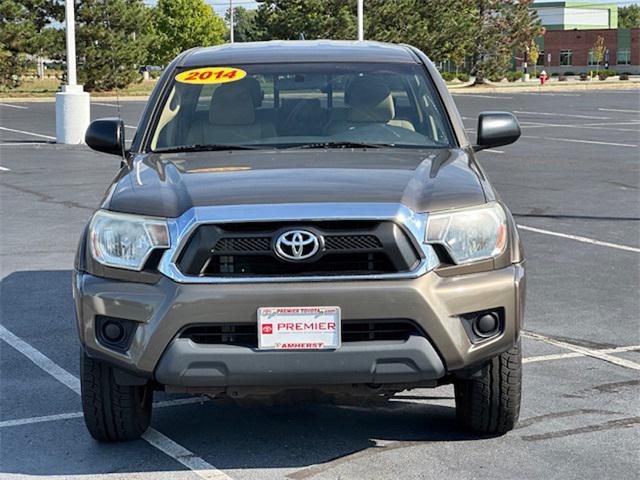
55 0 90 144
229 0 234 43
357 0 364 41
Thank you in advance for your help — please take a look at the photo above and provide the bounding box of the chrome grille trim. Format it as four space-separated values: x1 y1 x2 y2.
157 203 440 283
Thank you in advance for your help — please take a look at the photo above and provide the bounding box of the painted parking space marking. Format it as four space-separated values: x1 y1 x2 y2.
0 166 10 171
0 103 28 109
0 397 211 429
125 125 137 130
92 102 120 107
598 108 640 114
519 135 638 148
518 224 640 253
514 110 610 120
513 92 582 97
583 121 640 126
0 324 81 393
524 344 640 364
0 324 234 480
523 331 640 371
452 94 513 99
519 121 640 133
0 411 83 428
0 126 55 140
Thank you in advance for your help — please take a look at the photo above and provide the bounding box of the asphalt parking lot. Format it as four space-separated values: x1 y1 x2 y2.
1 89 639 480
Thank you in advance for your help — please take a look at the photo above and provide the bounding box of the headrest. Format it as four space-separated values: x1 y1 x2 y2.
345 77 395 123
209 83 255 125
237 77 263 107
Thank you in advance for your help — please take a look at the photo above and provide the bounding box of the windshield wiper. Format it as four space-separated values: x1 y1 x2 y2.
289 141 391 150
153 144 262 153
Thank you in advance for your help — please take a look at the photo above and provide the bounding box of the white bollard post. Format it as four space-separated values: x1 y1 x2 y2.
55 0 90 144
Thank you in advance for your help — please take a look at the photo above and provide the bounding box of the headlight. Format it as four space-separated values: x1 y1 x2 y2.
89 210 169 271
426 202 507 264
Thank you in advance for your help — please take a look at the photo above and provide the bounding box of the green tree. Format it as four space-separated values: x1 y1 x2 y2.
470 0 541 83
254 0 356 40
225 6 259 43
0 0 63 86
152 0 227 65
592 34 606 72
76 0 153 91
619 4 640 29
363 0 476 72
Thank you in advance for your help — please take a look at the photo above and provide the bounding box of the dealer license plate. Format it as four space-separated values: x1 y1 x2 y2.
257 306 341 350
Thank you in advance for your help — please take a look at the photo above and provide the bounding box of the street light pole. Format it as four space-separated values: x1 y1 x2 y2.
229 0 234 43
357 0 364 41
55 0 90 144
65 0 77 86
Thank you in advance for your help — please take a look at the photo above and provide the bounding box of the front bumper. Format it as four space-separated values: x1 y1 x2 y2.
73 263 525 387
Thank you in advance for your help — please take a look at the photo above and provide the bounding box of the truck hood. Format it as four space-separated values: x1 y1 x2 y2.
104 148 487 218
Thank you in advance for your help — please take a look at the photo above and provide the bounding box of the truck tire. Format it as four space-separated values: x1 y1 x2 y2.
81 352 152 442
454 341 522 435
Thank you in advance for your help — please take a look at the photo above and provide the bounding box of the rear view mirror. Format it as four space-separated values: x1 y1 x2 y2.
85 118 125 156
473 112 520 152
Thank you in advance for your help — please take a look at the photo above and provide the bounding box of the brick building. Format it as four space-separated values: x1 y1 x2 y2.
538 27 639 74
519 1 640 74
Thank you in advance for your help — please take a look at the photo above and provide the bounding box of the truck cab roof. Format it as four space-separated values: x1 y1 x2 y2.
181 40 420 67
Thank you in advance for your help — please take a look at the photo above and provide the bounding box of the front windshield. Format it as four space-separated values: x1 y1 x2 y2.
150 62 455 151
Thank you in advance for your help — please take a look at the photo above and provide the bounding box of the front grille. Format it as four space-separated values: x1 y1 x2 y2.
179 324 258 347
176 220 419 278
180 319 423 346
214 237 271 252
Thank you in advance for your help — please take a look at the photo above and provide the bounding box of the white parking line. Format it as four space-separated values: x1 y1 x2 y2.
142 429 233 480
92 102 120 107
0 103 28 109
0 412 83 428
524 344 640 364
541 137 639 148
482 149 504 154
514 110 609 120
598 108 640 114
0 325 81 393
0 126 55 140
125 125 137 130
519 135 638 148
452 94 513 99
519 121 640 133
0 142 52 146
514 93 582 97
523 331 640 371
0 397 211 429
583 121 640 126
0 166 10 171
0 324 233 480
518 224 640 253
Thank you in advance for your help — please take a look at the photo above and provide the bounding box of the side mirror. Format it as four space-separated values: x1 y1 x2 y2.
85 118 125 156
473 112 520 152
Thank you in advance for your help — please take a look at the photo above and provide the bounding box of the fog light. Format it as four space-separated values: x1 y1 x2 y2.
473 313 499 337
460 308 504 343
103 321 125 342
95 315 137 352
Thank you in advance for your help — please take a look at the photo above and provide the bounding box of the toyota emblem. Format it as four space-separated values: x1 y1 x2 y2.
274 230 320 261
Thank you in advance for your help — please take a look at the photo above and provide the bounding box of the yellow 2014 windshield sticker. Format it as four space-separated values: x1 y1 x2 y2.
175 67 247 84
